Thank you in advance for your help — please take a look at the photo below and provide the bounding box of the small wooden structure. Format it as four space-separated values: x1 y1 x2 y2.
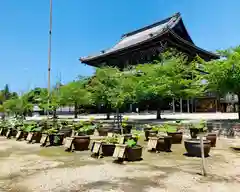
64 137 75 152
16 131 22 140
40 134 48 147
26 132 34 143
113 144 127 159
91 141 103 158
147 137 158 151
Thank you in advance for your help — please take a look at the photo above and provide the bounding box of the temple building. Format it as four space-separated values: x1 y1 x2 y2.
80 12 219 113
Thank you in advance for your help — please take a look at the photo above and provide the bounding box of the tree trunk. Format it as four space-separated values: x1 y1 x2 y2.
106 113 110 120
180 98 183 113
172 98 175 113
237 93 240 119
106 104 111 120
156 108 161 119
74 102 78 118
53 109 57 119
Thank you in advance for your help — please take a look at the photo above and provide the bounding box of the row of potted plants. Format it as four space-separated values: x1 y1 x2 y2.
144 120 217 157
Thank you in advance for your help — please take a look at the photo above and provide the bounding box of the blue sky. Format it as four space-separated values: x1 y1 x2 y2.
0 0 240 92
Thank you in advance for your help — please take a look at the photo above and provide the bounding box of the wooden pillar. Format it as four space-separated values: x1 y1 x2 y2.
180 98 183 113
187 99 190 113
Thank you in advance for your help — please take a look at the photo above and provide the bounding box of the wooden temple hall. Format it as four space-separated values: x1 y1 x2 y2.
80 13 220 113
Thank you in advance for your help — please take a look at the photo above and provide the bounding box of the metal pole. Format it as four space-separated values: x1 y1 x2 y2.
47 0 53 118
200 135 207 176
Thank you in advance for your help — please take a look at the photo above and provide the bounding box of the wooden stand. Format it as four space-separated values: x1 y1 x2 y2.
0 128 3 135
91 141 102 158
6 129 11 139
71 130 76 137
26 132 34 143
64 137 74 152
147 137 158 151
16 131 22 140
40 134 48 147
113 144 127 162
118 136 125 144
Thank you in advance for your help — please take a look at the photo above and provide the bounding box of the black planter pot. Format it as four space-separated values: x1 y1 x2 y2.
101 143 116 156
156 136 172 152
49 134 64 146
184 139 211 157
125 145 143 161
123 125 132 134
145 130 158 141
190 128 204 139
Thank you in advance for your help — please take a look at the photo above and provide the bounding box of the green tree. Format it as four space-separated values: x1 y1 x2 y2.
38 89 60 118
88 67 121 119
200 46 240 118
60 80 92 118
3 95 33 118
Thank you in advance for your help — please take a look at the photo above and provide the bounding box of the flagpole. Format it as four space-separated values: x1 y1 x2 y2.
47 0 52 118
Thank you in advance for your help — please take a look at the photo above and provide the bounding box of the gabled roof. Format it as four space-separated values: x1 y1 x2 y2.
80 13 218 63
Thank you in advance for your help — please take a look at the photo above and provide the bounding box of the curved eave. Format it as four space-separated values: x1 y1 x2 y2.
167 29 219 59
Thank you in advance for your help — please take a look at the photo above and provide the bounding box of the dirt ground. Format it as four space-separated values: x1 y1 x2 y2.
0 136 240 192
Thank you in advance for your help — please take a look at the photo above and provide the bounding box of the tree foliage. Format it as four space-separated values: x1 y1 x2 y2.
200 46 240 118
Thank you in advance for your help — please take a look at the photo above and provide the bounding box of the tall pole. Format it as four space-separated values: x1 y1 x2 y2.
47 0 53 118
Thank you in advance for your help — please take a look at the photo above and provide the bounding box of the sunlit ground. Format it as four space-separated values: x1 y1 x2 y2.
0 135 240 192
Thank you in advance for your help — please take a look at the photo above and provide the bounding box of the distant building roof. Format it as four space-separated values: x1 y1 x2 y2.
80 12 219 65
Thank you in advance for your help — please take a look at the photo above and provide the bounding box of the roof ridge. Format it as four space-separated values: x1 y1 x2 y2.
121 12 181 38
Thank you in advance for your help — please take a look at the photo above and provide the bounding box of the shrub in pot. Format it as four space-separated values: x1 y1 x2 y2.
76 124 95 136
124 138 142 161
121 116 133 134
144 124 158 141
0 120 10 136
73 135 90 151
164 123 183 144
156 136 172 152
44 127 63 146
189 120 207 139
101 136 119 156
206 133 217 147
97 122 112 136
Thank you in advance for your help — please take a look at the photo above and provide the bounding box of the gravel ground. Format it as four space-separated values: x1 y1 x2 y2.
0 136 240 192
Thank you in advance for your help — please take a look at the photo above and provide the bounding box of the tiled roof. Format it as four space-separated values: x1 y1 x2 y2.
80 13 180 62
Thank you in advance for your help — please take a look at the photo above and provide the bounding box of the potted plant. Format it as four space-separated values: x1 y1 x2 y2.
165 123 183 144
24 123 43 143
121 116 133 134
144 124 158 141
0 120 11 136
43 121 64 146
76 122 95 136
96 122 113 136
71 121 93 151
189 120 207 139
156 136 172 152
124 138 142 161
59 121 72 138
101 136 119 156
206 132 217 147
184 139 211 157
